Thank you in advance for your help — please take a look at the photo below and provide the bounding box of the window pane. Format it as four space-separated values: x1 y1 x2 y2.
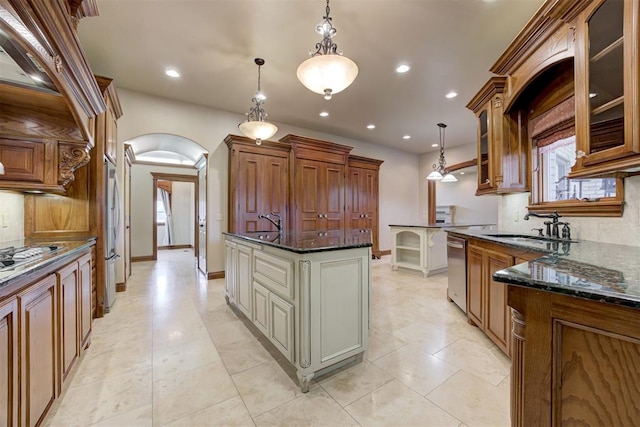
157 191 166 223
540 135 616 202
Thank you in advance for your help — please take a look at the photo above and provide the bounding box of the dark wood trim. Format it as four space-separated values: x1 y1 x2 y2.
447 158 477 172
379 249 391 257
136 160 196 169
208 271 225 280
158 244 192 250
131 255 154 262
427 180 436 224
115 282 126 292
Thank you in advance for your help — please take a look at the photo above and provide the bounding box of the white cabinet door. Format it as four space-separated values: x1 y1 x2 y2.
224 241 237 303
236 244 253 317
252 281 270 336
269 292 294 362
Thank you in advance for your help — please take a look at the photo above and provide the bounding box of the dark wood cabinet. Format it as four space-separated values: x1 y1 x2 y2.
226 135 290 233
466 238 544 357
348 156 383 257
0 298 18 427
227 134 383 254
57 262 80 386
467 77 529 195
295 158 345 232
17 274 58 427
571 0 640 177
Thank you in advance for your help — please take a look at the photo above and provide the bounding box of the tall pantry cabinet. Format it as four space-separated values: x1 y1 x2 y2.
227 134 383 257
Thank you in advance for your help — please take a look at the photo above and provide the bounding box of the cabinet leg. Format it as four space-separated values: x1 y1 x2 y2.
296 370 315 393
225 295 230 304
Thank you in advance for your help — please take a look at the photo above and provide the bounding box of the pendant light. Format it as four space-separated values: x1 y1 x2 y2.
238 58 278 145
427 123 457 182
296 0 358 100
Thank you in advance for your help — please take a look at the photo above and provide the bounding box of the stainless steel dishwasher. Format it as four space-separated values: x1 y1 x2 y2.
446 235 467 313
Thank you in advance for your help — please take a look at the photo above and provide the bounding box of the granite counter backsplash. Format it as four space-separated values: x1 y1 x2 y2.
447 229 640 309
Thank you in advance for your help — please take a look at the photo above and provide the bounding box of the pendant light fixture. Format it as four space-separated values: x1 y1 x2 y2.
296 0 358 100
427 123 457 182
238 58 278 145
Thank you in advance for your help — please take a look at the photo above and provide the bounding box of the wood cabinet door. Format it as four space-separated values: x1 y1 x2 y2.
297 159 345 231
0 139 45 183
252 281 270 336
467 245 485 327
78 253 92 350
18 274 58 427
324 164 345 231
0 299 18 427
485 250 514 355
269 292 294 362
57 262 80 384
236 151 288 232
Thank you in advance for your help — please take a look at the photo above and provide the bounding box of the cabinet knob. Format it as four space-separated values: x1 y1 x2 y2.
576 150 586 158
318 214 322 218
324 214 328 218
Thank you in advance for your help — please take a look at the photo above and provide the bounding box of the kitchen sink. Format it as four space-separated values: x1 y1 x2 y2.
484 233 578 244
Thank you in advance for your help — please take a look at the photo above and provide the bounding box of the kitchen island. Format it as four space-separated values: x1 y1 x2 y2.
389 223 494 277
223 229 371 392
487 236 640 426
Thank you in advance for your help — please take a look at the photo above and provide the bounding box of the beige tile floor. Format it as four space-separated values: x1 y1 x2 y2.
44 249 511 427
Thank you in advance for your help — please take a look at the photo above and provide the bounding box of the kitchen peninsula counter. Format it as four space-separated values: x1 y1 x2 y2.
223 230 370 392
448 228 640 426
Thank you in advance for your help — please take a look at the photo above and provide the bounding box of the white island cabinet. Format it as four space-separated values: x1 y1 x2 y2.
224 230 371 392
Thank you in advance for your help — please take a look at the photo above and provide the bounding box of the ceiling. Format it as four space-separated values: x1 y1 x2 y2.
77 0 546 155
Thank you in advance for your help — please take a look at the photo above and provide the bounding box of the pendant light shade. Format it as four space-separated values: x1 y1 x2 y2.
239 58 278 144
297 0 358 100
427 123 457 182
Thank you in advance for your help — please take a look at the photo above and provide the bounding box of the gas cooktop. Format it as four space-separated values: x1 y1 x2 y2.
0 245 63 271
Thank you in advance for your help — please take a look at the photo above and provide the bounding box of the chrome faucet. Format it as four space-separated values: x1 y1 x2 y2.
258 212 282 232
523 211 564 238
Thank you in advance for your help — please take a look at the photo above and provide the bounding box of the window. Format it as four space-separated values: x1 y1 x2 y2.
157 189 166 224
539 135 616 202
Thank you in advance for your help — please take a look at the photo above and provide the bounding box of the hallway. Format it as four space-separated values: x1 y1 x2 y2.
44 249 510 426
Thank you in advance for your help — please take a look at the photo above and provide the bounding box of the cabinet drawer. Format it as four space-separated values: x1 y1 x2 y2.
253 250 294 300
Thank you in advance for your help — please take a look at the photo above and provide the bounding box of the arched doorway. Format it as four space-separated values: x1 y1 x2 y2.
125 133 209 276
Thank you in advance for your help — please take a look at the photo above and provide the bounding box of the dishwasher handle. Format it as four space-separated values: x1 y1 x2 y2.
447 241 464 249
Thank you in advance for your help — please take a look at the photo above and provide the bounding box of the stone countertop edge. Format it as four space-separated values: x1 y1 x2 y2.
223 231 372 254
0 238 96 288
447 229 640 310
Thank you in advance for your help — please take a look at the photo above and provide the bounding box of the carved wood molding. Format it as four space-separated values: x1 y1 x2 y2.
58 142 89 186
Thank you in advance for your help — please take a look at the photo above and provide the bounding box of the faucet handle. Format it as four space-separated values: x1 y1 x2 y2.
561 222 571 240
531 228 544 236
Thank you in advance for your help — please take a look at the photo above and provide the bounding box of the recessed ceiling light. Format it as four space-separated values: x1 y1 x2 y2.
367 124 376 129
431 143 438 147
319 111 329 117
460 172 465 175
445 91 458 99
403 135 411 140
589 92 597 98
396 64 410 73
165 68 181 78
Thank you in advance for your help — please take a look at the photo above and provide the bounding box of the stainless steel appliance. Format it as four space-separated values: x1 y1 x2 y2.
0 245 62 271
436 205 455 224
446 235 467 313
105 159 120 312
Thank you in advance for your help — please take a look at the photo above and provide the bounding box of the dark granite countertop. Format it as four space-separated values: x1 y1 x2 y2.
447 229 640 309
389 223 496 229
223 229 372 254
0 238 96 288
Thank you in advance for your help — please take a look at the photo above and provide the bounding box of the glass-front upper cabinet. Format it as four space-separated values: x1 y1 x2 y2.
478 109 491 191
573 0 640 177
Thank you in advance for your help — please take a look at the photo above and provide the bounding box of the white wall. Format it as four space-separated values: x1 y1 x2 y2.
498 175 640 246
130 164 197 257
419 142 498 224
117 89 421 273
171 181 195 246
0 191 24 245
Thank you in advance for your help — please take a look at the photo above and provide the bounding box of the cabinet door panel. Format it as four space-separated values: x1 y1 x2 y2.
237 153 260 231
225 242 237 302
0 299 18 427
467 245 484 326
236 245 252 317
0 139 45 182
78 254 92 349
19 275 58 427
252 281 270 336
269 293 294 362
485 251 513 355
324 165 344 231
58 263 80 383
